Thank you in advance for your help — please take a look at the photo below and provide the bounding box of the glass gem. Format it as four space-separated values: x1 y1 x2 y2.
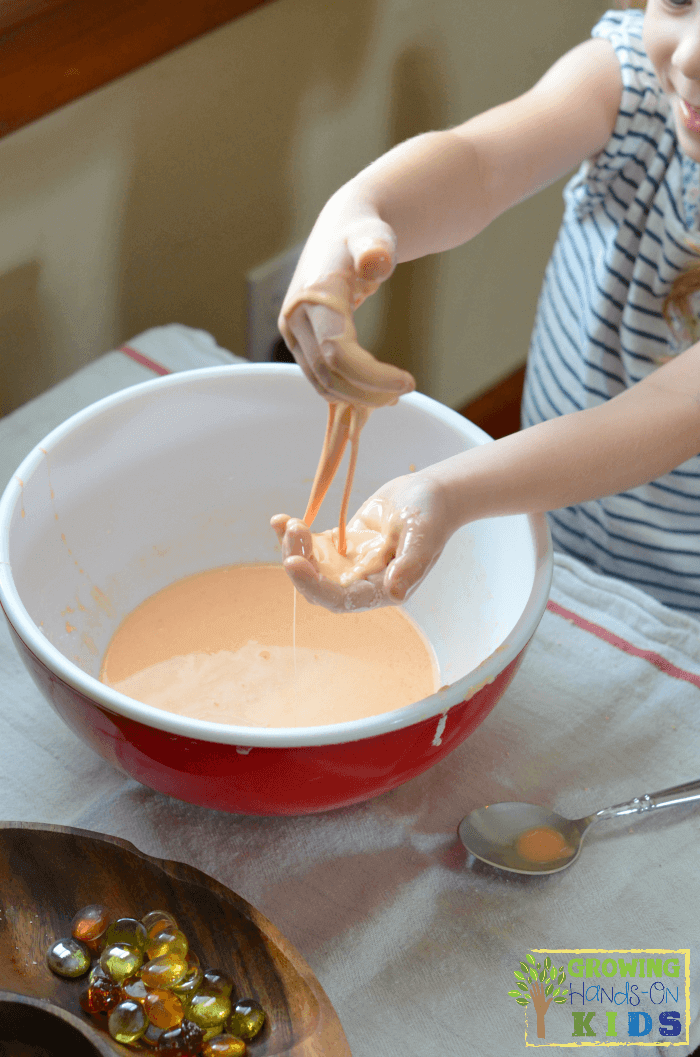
107 999 149 1044
145 988 185 1030
143 910 177 938
122 976 150 1004
141 1021 166 1048
141 953 188 989
200 969 233 997
71 904 110 946
100 942 143 984
147 927 189 960
227 998 265 1041
104 916 148 951
88 963 109 986
187 992 231 1030
202 1035 246 1057
46 937 91 978
79 977 123 1015
156 1019 205 1055
171 963 203 1000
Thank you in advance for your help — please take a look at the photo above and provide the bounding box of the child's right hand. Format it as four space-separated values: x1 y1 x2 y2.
278 195 416 407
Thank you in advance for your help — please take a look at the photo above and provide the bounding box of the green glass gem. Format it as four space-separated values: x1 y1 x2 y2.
146 926 189 960
104 916 148 951
46 937 91 978
201 969 233 997
99 942 143 984
107 999 149 1044
202 1024 226 1042
187 992 231 1030
227 998 265 1041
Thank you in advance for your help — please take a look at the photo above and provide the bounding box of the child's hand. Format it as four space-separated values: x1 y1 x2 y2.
278 199 415 407
270 471 454 612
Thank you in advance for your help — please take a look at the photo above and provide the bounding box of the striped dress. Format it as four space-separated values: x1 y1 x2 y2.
522 9 700 614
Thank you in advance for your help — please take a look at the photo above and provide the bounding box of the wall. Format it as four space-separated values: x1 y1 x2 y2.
0 0 605 416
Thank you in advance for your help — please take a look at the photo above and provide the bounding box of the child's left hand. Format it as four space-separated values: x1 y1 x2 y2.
271 471 456 612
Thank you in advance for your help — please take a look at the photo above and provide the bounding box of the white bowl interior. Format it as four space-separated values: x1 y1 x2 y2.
4 366 538 705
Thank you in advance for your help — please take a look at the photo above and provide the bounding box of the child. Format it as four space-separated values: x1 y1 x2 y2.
274 3 700 616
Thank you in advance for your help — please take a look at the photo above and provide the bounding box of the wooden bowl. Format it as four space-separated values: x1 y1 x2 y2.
0 989 115 1055
0 822 350 1056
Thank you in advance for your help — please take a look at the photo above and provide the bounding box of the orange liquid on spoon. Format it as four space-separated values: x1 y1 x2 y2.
100 563 438 727
515 826 573 863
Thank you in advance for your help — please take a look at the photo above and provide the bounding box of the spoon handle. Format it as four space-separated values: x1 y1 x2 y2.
593 778 700 822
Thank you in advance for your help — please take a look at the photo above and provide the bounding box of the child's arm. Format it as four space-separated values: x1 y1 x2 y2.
280 36 622 406
277 342 700 610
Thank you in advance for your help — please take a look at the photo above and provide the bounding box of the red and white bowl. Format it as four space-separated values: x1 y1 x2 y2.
0 365 552 815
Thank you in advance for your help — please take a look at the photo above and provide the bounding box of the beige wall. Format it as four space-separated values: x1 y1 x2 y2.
0 0 605 416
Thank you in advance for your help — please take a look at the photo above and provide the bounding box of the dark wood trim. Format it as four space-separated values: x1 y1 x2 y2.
458 363 526 440
0 0 276 140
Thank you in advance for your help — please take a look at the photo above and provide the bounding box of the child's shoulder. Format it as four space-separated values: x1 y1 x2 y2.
591 8 661 102
592 8 644 37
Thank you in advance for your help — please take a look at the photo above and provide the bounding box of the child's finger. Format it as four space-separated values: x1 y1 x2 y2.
270 513 291 544
384 535 441 602
281 519 316 563
346 221 397 284
283 556 347 611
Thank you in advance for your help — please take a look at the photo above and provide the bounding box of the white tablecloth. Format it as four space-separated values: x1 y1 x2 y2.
1 326 698 1057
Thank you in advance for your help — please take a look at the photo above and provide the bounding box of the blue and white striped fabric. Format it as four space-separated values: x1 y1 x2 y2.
522 9 700 614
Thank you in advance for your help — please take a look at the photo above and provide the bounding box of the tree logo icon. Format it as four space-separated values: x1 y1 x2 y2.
508 953 569 1039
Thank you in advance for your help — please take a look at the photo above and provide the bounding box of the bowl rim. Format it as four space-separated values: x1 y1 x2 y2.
0 363 552 748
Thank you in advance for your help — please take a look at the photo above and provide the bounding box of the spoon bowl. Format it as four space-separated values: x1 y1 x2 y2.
457 803 589 875
458 778 700 875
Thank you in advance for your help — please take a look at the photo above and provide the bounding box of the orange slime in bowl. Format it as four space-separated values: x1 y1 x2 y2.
100 564 438 728
515 825 574 863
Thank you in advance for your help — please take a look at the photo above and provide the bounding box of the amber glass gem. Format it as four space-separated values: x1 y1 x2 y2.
71 904 110 946
80 977 123 1015
145 987 185 1030
141 953 188 989
156 1019 206 1055
202 1035 246 1057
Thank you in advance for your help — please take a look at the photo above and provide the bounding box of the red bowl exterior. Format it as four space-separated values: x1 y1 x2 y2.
5 609 530 815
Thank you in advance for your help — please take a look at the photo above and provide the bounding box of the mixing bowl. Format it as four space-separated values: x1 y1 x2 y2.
0 364 552 815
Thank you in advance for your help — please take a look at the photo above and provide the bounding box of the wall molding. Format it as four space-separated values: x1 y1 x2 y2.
0 0 275 140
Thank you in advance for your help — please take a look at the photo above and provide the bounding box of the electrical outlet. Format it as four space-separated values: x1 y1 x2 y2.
246 242 305 361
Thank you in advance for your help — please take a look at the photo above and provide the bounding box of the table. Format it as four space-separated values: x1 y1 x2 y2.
1 325 698 1056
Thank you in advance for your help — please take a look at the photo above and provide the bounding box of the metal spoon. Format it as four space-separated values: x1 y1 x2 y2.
457 778 700 875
